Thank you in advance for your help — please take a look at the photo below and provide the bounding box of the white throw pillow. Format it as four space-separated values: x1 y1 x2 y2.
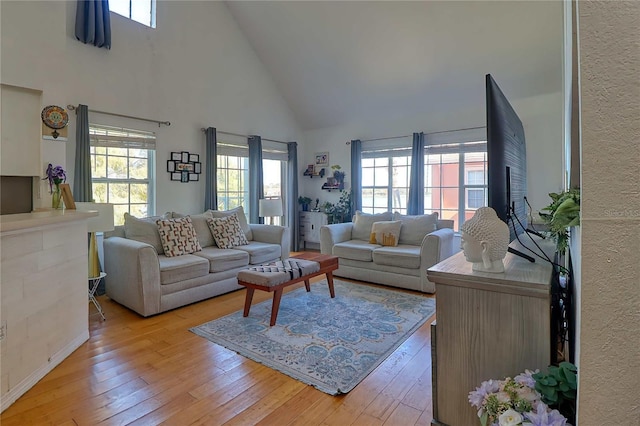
208 206 253 240
371 220 402 247
156 217 202 257
123 212 171 254
206 214 249 249
393 212 438 246
352 210 393 241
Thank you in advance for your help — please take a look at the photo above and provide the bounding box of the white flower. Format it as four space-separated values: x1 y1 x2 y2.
499 409 523 426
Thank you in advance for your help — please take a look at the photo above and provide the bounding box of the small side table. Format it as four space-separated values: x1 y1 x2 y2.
89 272 107 321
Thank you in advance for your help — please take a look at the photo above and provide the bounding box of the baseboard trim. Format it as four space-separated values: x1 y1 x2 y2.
1 331 89 413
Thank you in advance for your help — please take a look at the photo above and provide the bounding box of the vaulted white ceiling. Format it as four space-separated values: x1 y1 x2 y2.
225 1 564 131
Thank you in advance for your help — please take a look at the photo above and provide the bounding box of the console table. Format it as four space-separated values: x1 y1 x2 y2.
427 238 554 426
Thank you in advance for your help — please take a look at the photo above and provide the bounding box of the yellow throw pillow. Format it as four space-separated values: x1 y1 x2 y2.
371 220 402 247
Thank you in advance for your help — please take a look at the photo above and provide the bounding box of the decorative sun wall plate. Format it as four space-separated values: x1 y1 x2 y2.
41 105 69 140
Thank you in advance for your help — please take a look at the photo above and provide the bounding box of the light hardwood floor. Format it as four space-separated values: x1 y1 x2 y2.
1 272 436 426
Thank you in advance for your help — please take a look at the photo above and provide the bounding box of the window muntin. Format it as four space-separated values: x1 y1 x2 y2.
110 0 156 28
90 125 156 225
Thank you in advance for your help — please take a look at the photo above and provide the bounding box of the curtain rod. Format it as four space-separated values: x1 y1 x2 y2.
345 126 485 144
201 127 288 145
67 105 171 127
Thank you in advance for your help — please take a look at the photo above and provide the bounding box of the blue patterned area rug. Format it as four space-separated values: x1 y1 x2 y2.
190 279 435 395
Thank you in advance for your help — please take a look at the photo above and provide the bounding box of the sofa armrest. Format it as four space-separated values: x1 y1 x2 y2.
420 228 455 288
103 236 162 317
320 223 353 255
250 224 290 260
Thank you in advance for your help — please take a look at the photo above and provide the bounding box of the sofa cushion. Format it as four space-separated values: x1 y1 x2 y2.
352 211 393 241
372 245 421 269
333 240 379 262
158 254 210 285
393 212 438 246
206 214 249 249
371 220 402 246
208 206 253 240
156 217 202 257
234 241 282 265
172 211 215 248
123 212 169 254
192 247 249 272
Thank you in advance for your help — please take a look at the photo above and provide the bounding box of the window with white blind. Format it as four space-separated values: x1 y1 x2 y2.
216 140 288 225
110 0 156 28
423 128 487 231
89 124 156 225
361 137 412 215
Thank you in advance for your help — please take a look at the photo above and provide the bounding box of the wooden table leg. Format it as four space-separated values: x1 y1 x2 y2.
243 287 255 317
270 288 284 326
326 271 336 298
304 279 311 292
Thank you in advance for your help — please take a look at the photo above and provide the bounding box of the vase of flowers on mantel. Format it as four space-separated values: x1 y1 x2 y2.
43 163 66 209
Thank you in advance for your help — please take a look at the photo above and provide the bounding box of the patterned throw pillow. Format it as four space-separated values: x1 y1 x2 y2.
206 214 249 249
156 217 202 257
371 220 402 247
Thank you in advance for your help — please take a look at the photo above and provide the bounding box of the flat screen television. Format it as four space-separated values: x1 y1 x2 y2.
486 74 528 243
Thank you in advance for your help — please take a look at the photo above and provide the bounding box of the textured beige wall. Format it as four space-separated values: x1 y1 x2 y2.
578 1 640 423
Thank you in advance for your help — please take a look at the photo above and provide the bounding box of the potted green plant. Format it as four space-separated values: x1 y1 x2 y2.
324 190 352 224
331 164 345 187
298 196 312 212
539 188 580 255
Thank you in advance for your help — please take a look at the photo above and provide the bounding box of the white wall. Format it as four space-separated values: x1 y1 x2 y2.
577 1 640 423
0 1 300 215
299 91 564 219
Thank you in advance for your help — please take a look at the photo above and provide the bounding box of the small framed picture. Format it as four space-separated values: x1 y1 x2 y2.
181 151 189 163
167 160 176 172
306 164 315 174
194 162 201 174
176 162 194 172
189 153 199 163
171 172 182 181
315 152 329 167
181 171 189 182
189 173 199 181
171 152 181 161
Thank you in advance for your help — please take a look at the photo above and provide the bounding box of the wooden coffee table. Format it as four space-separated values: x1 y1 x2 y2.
238 253 339 326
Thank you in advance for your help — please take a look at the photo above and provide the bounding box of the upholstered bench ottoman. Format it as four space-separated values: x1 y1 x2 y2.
237 253 339 326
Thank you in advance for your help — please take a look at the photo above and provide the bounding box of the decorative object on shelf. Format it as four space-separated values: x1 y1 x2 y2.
76 202 115 278
298 196 312 212
323 190 352 224
331 164 345 184
60 183 76 209
314 151 329 167
167 151 202 183
311 198 320 212
539 188 580 255
42 163 66 209
41 105 69 140
469 362 577 426
259 198 283 225
303 165 325 178
460 206 510 273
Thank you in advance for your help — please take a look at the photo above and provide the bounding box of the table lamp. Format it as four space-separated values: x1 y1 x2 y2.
259 198 283 225
76 202 115 278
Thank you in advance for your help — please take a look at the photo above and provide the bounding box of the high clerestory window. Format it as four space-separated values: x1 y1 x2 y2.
110 0 156 28
89 124 156 225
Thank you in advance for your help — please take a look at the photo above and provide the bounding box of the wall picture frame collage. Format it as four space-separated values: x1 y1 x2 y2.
167 151 202 183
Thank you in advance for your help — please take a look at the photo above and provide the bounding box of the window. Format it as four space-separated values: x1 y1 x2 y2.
361 137 412 215
423 129 487 231
110 0 156 28
262 142 288 225
90 125 156 225
217 142 249 212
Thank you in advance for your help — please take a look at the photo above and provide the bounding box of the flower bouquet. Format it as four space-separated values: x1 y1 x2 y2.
469 365 576 426
43 163 67 209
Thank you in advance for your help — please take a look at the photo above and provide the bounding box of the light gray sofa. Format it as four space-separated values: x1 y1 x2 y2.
104 208 289 317
320 211 455 293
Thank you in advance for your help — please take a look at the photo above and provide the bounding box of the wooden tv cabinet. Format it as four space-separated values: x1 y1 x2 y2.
427 238 554 426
